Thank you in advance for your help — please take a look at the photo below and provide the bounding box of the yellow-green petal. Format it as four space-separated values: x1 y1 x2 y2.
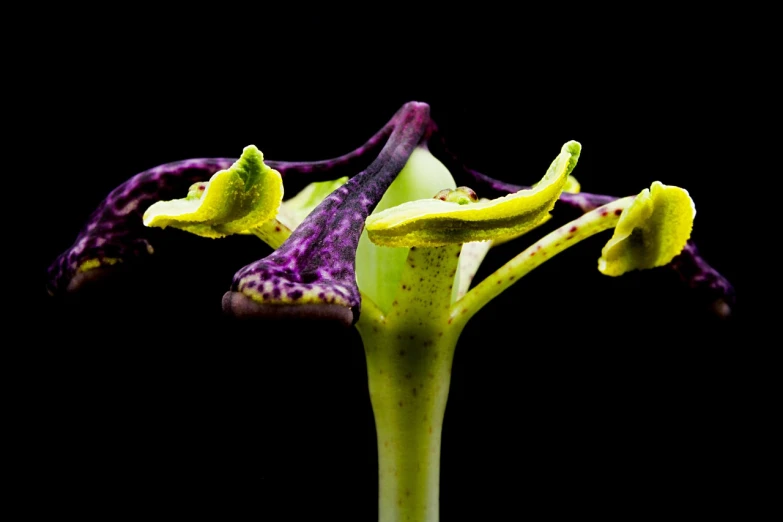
598 181 695 276
142 145 283 238
365 141 580 247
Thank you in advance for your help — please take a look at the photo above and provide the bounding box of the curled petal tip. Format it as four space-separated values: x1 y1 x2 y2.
222 291 354 327
599 182 695 276
563 140 582 156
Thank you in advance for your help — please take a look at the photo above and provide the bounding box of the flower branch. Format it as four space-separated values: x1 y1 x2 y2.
426 126 735 315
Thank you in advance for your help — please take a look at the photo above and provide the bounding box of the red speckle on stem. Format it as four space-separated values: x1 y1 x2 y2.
569 226 578 233
615 208 623 216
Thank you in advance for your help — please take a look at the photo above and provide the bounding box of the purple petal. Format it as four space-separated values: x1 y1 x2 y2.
224 102 432 324
46 158 233 295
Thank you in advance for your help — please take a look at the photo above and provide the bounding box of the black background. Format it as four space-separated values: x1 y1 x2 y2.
25 15 756 520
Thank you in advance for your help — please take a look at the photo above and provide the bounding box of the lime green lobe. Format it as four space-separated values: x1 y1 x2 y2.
366 141 580 247
142 145 283 238
599 181 695 276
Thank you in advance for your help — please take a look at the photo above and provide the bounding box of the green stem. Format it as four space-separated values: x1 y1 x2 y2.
356 245 464 522
359 325 460 522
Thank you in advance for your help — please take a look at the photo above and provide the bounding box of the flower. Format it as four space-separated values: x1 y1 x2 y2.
44 101 734 522
46 102 732 320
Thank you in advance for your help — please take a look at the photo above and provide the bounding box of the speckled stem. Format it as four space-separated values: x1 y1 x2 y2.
224 102 432 325
357 245 465 522
452 197 634 329
362 330 458 522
